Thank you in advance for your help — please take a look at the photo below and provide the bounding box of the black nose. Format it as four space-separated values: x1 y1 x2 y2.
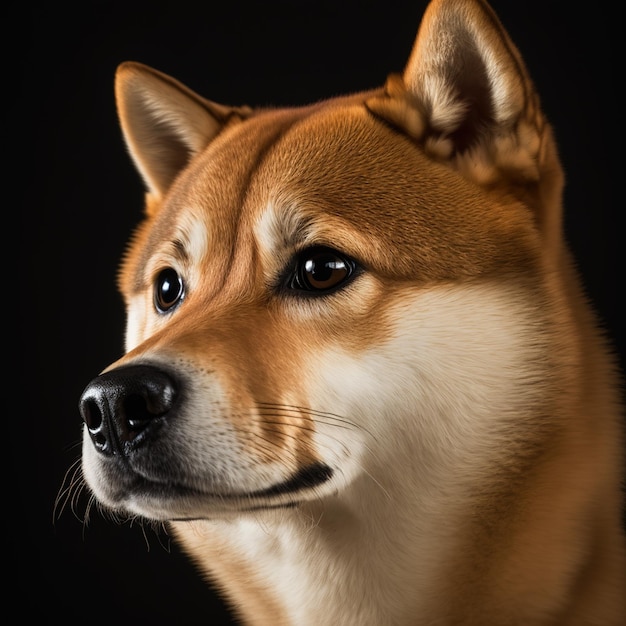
79 364 178 456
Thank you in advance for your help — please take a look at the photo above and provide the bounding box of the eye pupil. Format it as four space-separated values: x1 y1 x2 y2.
292 247 355 293
154 268 184 312
304 255 347 287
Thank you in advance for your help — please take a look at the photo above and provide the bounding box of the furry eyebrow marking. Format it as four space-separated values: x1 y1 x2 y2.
135 210 208 295
255 199 371 257
175 209 209 265
147 237 188 272
171 238 188 260
255 201 314 257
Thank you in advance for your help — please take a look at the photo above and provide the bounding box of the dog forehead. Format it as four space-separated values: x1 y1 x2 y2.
146 99 399 262
131 95 538 295
250 104 401 259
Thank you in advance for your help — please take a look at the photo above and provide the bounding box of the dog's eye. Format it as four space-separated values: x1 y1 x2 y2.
154 267 184 313
289 246 357 293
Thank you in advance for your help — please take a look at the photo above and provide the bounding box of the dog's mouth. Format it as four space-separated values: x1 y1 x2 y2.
85 453 335 520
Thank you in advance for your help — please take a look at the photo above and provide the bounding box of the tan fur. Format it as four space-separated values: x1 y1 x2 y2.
78 0 625 624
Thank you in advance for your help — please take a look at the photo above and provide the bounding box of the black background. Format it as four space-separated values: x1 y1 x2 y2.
16 1 622 624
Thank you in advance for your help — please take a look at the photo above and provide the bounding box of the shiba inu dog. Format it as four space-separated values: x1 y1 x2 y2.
77 0 625 623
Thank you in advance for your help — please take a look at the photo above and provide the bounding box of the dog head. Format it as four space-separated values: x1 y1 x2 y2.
80 0 565 521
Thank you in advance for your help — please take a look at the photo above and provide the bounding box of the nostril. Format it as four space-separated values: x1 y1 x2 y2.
144 378 177 415
79 393 111 453
124 376 176 430
81 397 103 431
125 393 159 430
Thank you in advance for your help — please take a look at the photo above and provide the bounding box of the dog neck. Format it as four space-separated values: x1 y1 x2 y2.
171 471 463 625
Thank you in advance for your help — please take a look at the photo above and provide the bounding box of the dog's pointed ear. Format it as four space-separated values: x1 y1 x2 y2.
402 0 532 152
367 0 564 241
115 61 251 199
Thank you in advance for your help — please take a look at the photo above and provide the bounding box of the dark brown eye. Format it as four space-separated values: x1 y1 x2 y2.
154 267 184 313
290 247 357 293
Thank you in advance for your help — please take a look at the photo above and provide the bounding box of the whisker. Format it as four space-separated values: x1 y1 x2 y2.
54 456 94 525
254 403 390 501
70 480 88 521
245 432 302 465
257 402 377 441
53 457 81 522
139 520 153 551
256 404 366 458
255 421 353 460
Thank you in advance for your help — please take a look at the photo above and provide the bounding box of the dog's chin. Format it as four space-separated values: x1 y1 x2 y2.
83 453 335 522
169 500 302 522
101 487 306 522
